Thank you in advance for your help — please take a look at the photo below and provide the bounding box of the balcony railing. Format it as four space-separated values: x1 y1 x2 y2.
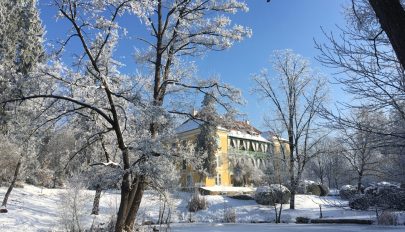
228 148 271 159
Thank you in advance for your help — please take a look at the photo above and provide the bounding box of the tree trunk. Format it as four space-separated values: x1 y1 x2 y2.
289 143 295 209
114 148 131 231
91 185 102 215
1 155 22 211
357 173 363 193
369 0 405 69
115 171 131 231
124 178 140 218
124 177 145 231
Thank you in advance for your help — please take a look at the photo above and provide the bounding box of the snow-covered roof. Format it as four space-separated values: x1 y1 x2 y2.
175 119 283 143
175 119 204 134
228 130 270 143
261 131 288 142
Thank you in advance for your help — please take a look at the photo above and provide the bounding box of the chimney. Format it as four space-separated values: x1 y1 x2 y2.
192 108 198 117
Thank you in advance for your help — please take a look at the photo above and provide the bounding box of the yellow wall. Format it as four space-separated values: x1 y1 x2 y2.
178 128 289 188
178 128 232 187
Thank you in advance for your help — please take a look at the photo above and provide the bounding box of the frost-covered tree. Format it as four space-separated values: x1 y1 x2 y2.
0 0 44 74
0 0 46 212
119 0 250 230
305 138 348 189
336 108 385 192
197 94 220 177
253 50 328 209
2 0 250 230
316 0 405 187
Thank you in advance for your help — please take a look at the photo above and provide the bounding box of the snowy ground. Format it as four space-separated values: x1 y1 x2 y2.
0 185 403 231
170 223 405 232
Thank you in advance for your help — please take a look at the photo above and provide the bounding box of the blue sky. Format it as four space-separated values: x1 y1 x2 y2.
39 0 349 130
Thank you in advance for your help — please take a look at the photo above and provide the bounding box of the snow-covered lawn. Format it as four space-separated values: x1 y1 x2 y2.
0 185 402 231
170 223 405 232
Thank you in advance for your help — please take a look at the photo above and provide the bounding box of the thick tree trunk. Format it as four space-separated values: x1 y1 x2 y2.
115 171 131 231
91 185 102 215
124 178 140 218
369 0 405 69
115 147 131 232
1 155 22 212
124 177 145 231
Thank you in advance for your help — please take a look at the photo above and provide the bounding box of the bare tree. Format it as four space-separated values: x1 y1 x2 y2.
305 137 349 189
253 49 328 209
316 0 405 187
335 108 385 192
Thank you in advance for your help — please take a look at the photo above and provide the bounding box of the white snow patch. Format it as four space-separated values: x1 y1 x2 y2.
1 184 404 231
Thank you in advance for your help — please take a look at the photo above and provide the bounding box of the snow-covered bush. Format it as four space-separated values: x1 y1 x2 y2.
339 185 358 200
364 182 400 196
349 184 405 211
187 191 207 212
255 184 290 205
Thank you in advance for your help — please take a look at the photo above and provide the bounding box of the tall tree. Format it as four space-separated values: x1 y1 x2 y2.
197 93 220 177
125 0 250 230
2 0 250 230
253 49 327 209
335 108 384 192
0 0 45 212
316 0 405 157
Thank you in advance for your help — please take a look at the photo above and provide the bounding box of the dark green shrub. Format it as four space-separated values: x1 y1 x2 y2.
318 184 329 196
306 183 321 196
229 194 254 200
255 184 291 205
296 217 310 224
349 195 375 210
340 185 358 200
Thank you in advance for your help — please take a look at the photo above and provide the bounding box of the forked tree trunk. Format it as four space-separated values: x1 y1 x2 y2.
369 0 405 69
91 184 102 215
115 173 146 232
1 155 22 212
124 177 145 231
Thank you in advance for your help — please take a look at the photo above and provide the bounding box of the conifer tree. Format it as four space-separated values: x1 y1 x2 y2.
0 0 45 212
197 94 220 178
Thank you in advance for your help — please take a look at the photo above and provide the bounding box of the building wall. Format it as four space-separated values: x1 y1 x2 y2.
178 128 289 188
178 128 232 187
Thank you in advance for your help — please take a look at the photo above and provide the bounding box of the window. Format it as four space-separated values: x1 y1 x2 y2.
216 155 222 168
182 160 187 170
215 174 222 185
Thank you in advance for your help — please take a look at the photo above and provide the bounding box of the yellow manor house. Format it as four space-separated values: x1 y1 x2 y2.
175 117 288 189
